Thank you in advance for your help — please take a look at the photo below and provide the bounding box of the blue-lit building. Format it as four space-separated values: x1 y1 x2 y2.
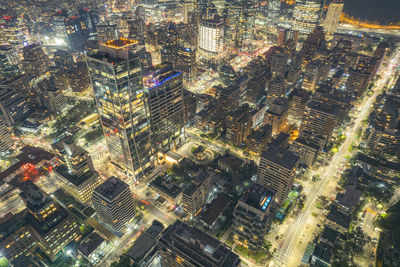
144 62 185 153
232 183 275 251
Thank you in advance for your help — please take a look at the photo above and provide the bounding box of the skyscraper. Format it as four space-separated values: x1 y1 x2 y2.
86 38 153 178
0 117 13 152
144 62 185 153
323 0 343 34
198 17 224 64
257 146 299 204
292 0 323 34
92 177 136 231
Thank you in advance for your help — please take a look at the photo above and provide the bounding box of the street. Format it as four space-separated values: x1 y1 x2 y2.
272 47 400 267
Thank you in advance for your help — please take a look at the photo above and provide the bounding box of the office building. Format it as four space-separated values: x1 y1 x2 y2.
288 88 310 121
198 17 224 64
0 46 20 79
175 47 197 82
158 220 241 267
246 124 272 155
290 137 321 166
277 28 299 48
182 170 212 218
233 184 275 251
54 49 74 71
313 85 351 122
66 62 90 92
257 146 300 204
86 38 153 178
216 85 240 119
264 97 289 135
21 44 49 78
52 136 100 204
299 101 339 147
144 62 185 153
267 76 286 106
0 117 13 152
92 177 136 231
366 95 400 154
246 74 267 104
226 105 252 146
0 86 31 126
0 181 82 261
302 61 322 92
292 0 323 34
64 15 89 52
323 0 343 33
96 24 119 43
270 47 288 77
126 220 165 266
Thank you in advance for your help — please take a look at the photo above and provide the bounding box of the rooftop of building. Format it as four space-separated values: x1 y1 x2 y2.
261 145 299 170
78 232 105 257
336 185 362 210
356 153 400 172
0 145 55 182
312 242 332 264
200 193 231 226
126 231 156 263
54 165 96 187
103 38 138 48
248 124 272 142
292 137 321 150
320 226 341 244
307 101 340 116
94 177 129 201
239 183 275 212
269 132 290 150
160 220 240 267
144 62 181 89
150 176 182 199
145 220 165 239
218 155 244 170
326 208 351 229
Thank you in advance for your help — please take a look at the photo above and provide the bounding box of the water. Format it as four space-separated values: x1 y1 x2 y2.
343 0 400 24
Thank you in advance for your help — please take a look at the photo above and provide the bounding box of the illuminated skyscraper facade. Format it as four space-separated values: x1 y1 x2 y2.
292 0 323 33
86 39 153 179
323 0 343 33
198 17 224 64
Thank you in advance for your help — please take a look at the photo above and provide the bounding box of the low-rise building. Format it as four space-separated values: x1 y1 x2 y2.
150 176 182 205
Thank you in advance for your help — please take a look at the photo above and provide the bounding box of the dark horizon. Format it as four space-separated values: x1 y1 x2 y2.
343 0 400 24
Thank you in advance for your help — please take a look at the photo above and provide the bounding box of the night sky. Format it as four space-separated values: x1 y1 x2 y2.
343 0 400 24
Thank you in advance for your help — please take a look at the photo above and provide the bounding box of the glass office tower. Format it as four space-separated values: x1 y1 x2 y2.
86 38 152 179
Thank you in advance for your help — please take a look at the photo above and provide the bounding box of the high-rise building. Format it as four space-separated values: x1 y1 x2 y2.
158 220 241 267
267 75 286 106
64 15 89 52
302 60 322 92
226 105 252 145
0 45 20 79
246 124 272 155
17 181 81 260
54 49 74 71
257 146 299 204
144 62 185 153
323 0 343 34
233 183 275 251
182 170 212 218
366 95 400 154
21 44 49 78
277 28 299 47
292 0 323 34
175 47 197 82
270 47 288 77
198 17 224 64
247 74 267 104
92 177 136 231
0 86 31 126
86 38 153 178
290 137 321 166
0 117 13 152
96 24 119 43
299 101 339 147
52 136 100 204
264 97 289 135
288 88 311 121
